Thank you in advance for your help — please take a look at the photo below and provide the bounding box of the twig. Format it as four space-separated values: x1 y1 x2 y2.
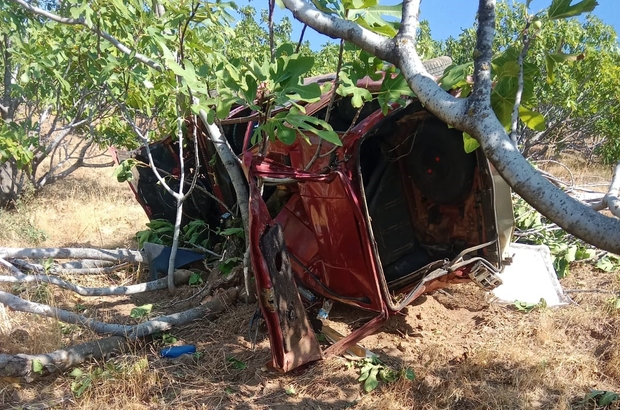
509 16 533 145
564 289 618 295
305 38 346 171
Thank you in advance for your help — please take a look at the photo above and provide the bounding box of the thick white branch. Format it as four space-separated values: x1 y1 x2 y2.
0 274 170 296
283 0 468 125
472 113 620 253
282 0 395 60
284 0 620 254
0 247 145 263
0 287 237 339
591 161 620 217
399 0 421 39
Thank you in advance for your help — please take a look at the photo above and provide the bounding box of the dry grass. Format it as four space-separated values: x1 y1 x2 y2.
0 154 148 249
1 158 620 409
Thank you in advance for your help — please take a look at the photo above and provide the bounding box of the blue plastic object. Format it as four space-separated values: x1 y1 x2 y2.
160 345 196 358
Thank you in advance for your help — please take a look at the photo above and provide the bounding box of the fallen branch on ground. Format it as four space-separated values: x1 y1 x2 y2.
0 258 195 296
0 288 238 337
10 259 130 275
0 288 238 379
0 248 145 263
13 259 116 269
590 161 620 218
0 336 129 381
0 258 201 296
0 275 169 296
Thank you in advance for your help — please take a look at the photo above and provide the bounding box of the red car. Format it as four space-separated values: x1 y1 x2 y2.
121 60 515 372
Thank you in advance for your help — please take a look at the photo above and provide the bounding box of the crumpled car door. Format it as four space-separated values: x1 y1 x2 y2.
247 175 323 372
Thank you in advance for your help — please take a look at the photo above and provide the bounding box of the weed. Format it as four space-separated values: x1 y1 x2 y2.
582 390 619 407
514 298 548 313
188 272 203 286
513 196 620 277
354 356 415 393
226 356 247 370
69 357 151 399
32 283 52 305
129 304 153 321
607 295 620 313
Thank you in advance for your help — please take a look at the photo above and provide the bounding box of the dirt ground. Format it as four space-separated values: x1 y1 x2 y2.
1 159 619 409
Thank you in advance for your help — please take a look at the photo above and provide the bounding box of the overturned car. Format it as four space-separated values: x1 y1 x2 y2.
118 61 515 372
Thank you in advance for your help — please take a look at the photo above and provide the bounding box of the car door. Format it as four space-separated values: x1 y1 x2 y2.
247 174 323 372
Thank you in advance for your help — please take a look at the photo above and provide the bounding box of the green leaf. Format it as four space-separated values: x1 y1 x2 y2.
565 245 578 263
130 304 153 319
285 385 297 395
285 112 341 146
491 77 518 127
364 367 379 392
69 368 83 378
275 123 297 145
219 227 244 237
378 73 414 114
32 359 44 374
598 391 619 406
518 106 546 132
161 333 177 345
358 367 370 382
439 62 472 91
575 248 596 261
462 133 480 153
281 82 322 103
548 0 598 20
545 52 581 83
226 357 247 370
188 272 203 286
514 300 538 312
113 158 140 183
596 256 618 272
71 377 91 397
555 257 570 278
404 368 416 381
351 5 402 38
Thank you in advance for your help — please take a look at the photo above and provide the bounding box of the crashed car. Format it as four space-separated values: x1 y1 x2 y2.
117 60 515 372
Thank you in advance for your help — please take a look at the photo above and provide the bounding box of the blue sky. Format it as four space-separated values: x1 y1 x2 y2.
241 0 620 50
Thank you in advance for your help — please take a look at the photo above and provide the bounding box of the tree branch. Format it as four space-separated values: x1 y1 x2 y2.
0 247 145 263
510 19 533 145
0 273 169 297
282 0 395 60
469 0 495 111
0 287 237 338
591 161 620 217
0 288 238 379
399 0 420 39
8 0 163 71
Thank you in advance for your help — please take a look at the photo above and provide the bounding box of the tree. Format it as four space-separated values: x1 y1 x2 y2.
0 2 136 207
439 2 620 161
280 0 620 254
